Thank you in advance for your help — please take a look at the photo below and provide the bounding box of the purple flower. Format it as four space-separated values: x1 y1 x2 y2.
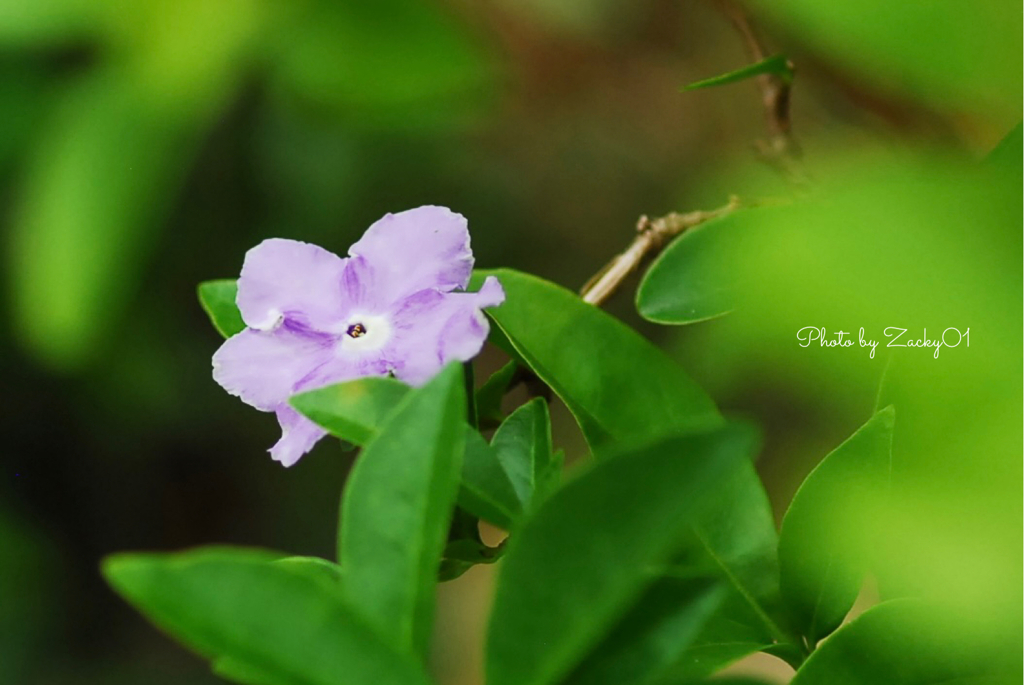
212 206 504 467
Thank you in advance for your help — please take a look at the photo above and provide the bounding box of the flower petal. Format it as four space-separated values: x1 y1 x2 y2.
385 276 505 386
270 406 327 467
348 206 473 304
212 326 335 412
236 238 348 331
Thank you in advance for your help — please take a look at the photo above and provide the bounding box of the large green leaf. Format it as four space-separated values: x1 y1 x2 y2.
746 0 1020 117
490 398 555 513
562 576 726 685
485 424 755 685
662 628 769 681
338 363 465 658
102 547 431 685
198 279 245 339
791 600 1017 684
459 428 520 530
292 377 410 446
10 74 194 369
472 269 720 450
778 406 895 643
474 269 786 671
293 377 520 529
636 211 752 325
10 0 263 369
665 461 791 675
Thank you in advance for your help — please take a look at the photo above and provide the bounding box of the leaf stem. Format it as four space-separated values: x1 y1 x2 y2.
718 0 808 187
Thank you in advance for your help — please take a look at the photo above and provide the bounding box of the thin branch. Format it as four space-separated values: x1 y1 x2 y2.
579 196 742 306
718 0 807 186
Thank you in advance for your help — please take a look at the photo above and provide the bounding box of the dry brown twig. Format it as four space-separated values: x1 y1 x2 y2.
573 3 804 309
579 196 743 306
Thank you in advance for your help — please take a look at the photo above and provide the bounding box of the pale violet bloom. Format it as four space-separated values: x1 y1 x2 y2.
212 206 504 467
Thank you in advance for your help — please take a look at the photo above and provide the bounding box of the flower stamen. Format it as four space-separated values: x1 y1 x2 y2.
346 323 367 338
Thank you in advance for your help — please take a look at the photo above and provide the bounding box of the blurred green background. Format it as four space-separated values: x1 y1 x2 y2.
0 0 1019 683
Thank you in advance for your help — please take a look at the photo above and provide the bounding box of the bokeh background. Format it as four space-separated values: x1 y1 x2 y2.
1 1 1020 683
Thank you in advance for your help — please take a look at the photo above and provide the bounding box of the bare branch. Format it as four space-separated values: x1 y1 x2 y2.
579 196 743 306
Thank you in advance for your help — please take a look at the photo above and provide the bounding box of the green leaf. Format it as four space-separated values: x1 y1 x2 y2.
682 55 793 91
9 74 195 369
778 406 895 643
102 546 431 685
485 424 756 685
688 675 774 679
272 556 342 585
472 269 720 451
198 279 245 339
0 0 106 46
476 360 518 425
292 377 410 446
474 270 784 668
438 536 505 582
293 377 521 529
536 448 565 507
437 507 504 582
983 122 1022 184
213 656 279 685
665 636 770 681
459 428 520 530
636 209 753 325
669 461 790 671
339 363 465 658
746 0 1020 118
563 576 726 685
791 600 1016 684
490 398 554 513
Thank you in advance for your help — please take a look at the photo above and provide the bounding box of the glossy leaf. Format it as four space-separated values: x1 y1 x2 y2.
683 55 793 91
535 448 564 507
198 279 245 339
102 547 430 685
472 269 720 451
273 556 342 585
563 576 725 685
474 269 784 667
791 600 1016 684
490 398 554 513
667 462 791 674
636 210 753 325
339 363 465 658
778 406 895 643
459 428 520 530
486 424 755 685
665 636 769 681
292 377 410 446
293 377 520 529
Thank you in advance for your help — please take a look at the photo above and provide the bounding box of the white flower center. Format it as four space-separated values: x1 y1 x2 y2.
338 313 392 353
